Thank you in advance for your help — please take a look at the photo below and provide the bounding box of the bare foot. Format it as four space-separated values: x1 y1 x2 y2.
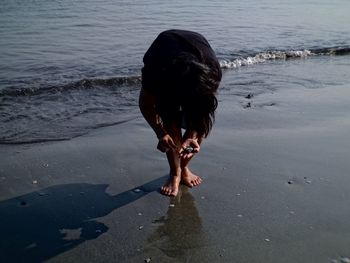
161 174 181 196
181 167 202 187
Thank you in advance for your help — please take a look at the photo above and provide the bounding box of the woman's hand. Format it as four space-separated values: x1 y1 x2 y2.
157 134 177 153
179 138 200 159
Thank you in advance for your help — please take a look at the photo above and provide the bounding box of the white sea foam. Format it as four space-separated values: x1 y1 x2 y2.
219 50 314 69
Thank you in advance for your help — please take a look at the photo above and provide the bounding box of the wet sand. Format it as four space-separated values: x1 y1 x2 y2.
1 75 350 262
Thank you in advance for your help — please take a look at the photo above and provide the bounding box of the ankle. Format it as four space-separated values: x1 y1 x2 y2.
181 166 189 171
170 167 182 177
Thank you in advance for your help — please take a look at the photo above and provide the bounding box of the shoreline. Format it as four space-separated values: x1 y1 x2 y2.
1 69 350 262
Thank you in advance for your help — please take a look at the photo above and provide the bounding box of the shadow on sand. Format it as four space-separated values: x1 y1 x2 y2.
0 176 167 262
145 186 207 261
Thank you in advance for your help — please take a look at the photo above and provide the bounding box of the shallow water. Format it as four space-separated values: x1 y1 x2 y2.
0 0 349 143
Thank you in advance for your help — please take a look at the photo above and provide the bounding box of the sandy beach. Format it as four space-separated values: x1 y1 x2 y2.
1 0 350 261
1 63 350 263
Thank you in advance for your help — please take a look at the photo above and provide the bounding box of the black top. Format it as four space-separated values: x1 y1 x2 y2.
141 29 221 96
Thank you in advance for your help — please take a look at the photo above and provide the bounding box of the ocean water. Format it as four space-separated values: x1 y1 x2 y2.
0 0 349 144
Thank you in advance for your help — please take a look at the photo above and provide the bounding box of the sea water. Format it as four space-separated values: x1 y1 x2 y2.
0 0 349 143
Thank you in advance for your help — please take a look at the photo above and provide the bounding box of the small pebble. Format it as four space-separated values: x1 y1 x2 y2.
169 204 175 208
134 189 141 193
237 214 243 218
138 212 143 216
32 180 38 184
236 193 241 196
200 196 205 200
139 226 144 230
288 181 293 185
184 146 194 153
305 180 312 184
289 211 295 215
264 238 270 242
38 192 46 196
144 258 151 263
43 164 49 167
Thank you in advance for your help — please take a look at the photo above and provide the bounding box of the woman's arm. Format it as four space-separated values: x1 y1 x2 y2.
139 88 177 152
138 88 167 139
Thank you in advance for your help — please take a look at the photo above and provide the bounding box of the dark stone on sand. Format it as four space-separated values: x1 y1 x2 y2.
245 93 254 99
244 102 252 108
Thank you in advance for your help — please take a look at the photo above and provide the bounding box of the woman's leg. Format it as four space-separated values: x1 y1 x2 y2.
160 120 183 196
180 131 202 187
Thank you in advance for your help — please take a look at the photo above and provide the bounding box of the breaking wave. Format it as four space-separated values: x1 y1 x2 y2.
219 46 350 69
0 76 141 97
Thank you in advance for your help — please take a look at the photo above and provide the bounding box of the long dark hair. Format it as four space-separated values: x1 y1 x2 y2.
168 52 222 137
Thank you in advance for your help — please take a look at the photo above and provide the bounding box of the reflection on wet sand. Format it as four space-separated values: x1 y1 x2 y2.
145 186 206 261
